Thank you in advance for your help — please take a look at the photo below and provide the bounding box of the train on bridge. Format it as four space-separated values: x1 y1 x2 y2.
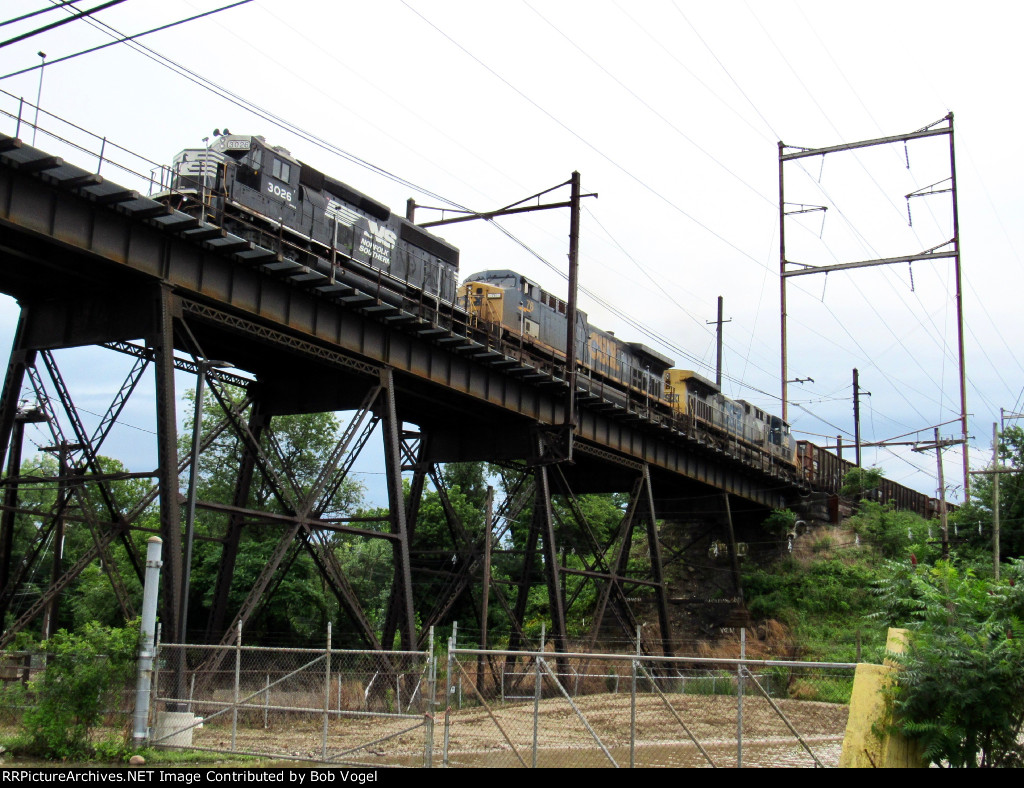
160 133 939 517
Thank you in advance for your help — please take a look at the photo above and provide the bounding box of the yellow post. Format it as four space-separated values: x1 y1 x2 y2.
839 628 926 768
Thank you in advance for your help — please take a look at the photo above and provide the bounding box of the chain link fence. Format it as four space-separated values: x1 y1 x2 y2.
150 626 436 767
2 633 855 767
442 646 855 768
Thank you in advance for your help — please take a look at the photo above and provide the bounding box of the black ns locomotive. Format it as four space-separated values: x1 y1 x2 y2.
161 133 460 305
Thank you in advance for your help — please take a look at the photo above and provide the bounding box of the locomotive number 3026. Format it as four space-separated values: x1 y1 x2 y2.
267 182 294 203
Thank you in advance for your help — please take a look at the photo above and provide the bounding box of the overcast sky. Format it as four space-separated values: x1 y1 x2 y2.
1 0 1021 505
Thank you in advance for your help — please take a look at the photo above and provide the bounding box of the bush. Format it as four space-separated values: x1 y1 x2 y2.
18 621 139 760
848 501 937 560
875 559 1024 767
840 466 884 498
762 508 797 540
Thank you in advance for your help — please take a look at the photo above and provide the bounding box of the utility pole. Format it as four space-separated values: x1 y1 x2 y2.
912 429 964 559
40 440 80 638
992 423 1001 580
853 369 870 468
779 115 969 496
706 296 731 389
417 175 596 464
969 422 1015 580
565 171 581 435
1002 407 1024 432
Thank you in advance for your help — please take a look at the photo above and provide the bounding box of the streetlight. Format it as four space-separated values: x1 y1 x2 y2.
179 358 232 647
32 52 45 146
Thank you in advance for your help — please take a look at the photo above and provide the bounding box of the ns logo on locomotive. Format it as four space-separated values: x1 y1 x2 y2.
161 134 796 474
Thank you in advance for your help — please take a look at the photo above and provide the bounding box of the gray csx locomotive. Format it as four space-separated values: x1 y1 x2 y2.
162 134 796 471
460 270 797 469
162 132 460 305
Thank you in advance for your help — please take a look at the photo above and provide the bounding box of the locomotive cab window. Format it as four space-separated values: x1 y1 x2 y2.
271 158 291 183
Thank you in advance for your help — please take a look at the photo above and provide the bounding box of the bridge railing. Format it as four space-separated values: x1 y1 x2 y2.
0 87 181 204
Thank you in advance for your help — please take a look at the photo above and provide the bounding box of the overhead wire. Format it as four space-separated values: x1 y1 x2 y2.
0 0 128 50
671 3 950 421
398 0 780 276
0 1 253 79
735 3 975 439
11 0 468 211
39 0 936 439
13 2 999 499
523 0 775 209
1 1 81 28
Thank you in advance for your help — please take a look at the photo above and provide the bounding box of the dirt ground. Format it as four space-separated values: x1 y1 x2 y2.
183 690 849 768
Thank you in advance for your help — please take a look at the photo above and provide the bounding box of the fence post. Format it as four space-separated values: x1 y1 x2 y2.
533 628 543 769
232 621 241 751
322 621 332 762
424 626 435 768
737 627 745 768
132 536 163 747
631 626 640 769
152 623 162 717
443 634 454 767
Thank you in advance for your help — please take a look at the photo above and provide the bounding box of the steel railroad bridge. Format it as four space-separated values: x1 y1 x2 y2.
0 135 802 660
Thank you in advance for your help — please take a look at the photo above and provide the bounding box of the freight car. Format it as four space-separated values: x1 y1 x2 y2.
159 133 460 306
796 440 944 519
460 270 798 473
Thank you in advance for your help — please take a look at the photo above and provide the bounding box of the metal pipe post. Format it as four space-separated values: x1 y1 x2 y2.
322 621 332 761
533 624 544 768
133 537 163 747
631 625 639 769
737 627 745 767
442 635 454 768
424 626 435 768
232 621 241 751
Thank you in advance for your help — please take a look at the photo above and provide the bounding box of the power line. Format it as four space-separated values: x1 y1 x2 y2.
0 0 128 50
1 1 253 79
1 1 80 28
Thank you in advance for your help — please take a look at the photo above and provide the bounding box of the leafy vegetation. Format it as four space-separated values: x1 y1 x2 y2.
762 507 797 540
839 466 884 498
3 621 138 760
873 558 1024 767
744 441 1024 767
950 425 1024 563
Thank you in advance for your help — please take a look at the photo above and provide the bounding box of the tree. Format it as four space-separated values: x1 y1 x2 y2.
957 425 1024 563
840 466 884 498
180 386 366 644
3 453 152 636
874 557 1024 767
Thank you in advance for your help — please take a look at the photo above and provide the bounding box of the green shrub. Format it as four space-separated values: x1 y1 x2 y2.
763 508 797 539
876 559 1024 767
840 467 884 497
18 621 139 760
848 501 937 560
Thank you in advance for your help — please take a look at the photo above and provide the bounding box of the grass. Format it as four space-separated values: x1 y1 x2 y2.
0 729 272 768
